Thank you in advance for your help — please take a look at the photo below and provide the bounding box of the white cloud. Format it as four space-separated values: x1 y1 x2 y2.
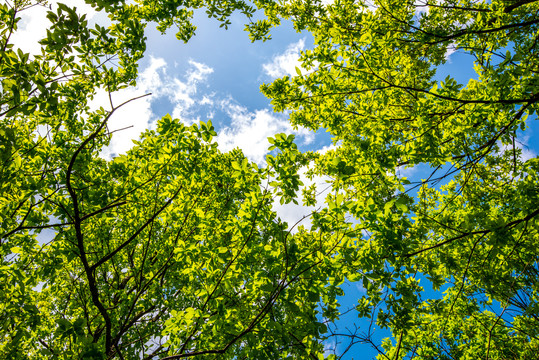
169 60 214 120
92 57 216 158
397 163 421 179
262 39 306 78
414 0 430 16
117 57 214 124
91 53 318 166
444 42 458 62
11 1 99 56
186 61 214 83
99 88 154 158
94 61 159 158
216 100 292 165
519 139 536 162
323 339 337 358
215 97 316 165
199 95 214 106
138 56 169 90
10 4 48 55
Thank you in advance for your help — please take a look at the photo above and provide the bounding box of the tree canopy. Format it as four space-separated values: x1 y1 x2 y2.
1 0 538 359
263 0 539 357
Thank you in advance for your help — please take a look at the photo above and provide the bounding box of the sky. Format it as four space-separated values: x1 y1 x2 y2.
13 1 539 359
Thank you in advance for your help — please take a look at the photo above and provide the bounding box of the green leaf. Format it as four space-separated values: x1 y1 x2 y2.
10 246 22 254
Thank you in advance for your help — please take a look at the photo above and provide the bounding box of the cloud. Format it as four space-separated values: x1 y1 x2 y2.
125 57 214 122
186 61 214 83
93 57 216 158
444 42 458 62
414 0 430 15
92 53 318 166
11 1 99 56
397 163 422 179
216 100 293 165
323 339 337 358
95 55 317 165
262 39 306 78
168 60 214 120
93 61 160 159
138 56 169 90
215 97 316 165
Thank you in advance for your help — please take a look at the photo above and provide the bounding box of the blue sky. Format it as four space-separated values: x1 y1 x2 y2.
15 2 539 359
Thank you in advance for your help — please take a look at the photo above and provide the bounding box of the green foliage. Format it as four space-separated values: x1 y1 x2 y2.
262 0 539 358
2 0 539 359
0 1 331 358
266 133 310 205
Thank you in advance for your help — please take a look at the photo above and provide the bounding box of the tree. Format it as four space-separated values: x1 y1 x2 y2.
261 0 539 358
1 1 338 358
3 0 539 359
